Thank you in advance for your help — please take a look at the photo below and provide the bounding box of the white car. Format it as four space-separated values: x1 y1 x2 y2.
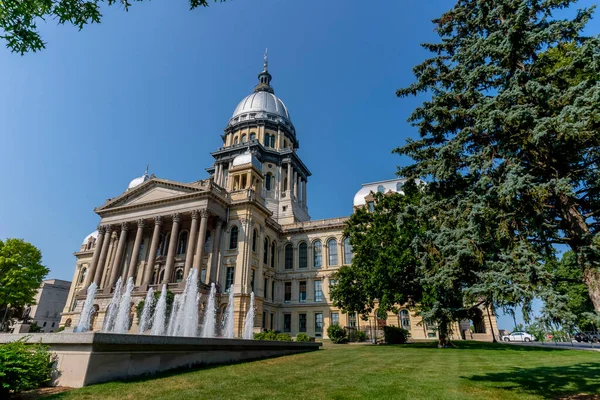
502 331 535 342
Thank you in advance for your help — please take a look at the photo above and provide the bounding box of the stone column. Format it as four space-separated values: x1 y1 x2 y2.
278 164 284 198
108 223 129 289
183 210 199 279
127 219 146 281
257 226 265 297
94 225 113 286
163 213 180 284
84 225 105 288
286 163 292 192
194 209 209 276
302 180 307 207
293 170 298 199
209 218 223 283
142 216 163 286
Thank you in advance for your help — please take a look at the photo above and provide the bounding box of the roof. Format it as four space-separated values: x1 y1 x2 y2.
353 178 408 207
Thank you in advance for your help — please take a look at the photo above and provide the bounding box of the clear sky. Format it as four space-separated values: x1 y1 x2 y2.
0 0 597 331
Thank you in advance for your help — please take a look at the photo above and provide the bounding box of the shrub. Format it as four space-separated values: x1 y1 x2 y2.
295 333 312 342
135 289 175 324
383 326 410 344
254 330 278 340
327 323 348 344
28 322 42 333
0 338 56 396
57 326 65 332
275 333 293 341
355 330 367 342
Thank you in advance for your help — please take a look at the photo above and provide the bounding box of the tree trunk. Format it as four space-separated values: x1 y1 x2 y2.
583 266 600 312
437 318 450 348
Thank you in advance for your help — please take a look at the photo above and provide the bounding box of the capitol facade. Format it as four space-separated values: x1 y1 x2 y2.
60 60 497 341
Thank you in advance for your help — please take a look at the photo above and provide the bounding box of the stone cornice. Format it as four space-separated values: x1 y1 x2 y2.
281 217 349 234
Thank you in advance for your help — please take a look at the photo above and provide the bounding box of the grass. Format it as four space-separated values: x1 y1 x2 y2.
46 341 600 400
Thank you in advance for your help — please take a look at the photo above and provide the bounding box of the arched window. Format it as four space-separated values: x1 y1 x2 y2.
271 241 276 268
79 266 87 284
252 229 258 252
328 238 338 266
177 231 188 255
284 244 293 269
270 135 276 148
229 226 239 249
299 242 308 268
234 137 239 145
396 181 403 192
175 269 184 283
241 134 247 143
343 237 353 265
400 310 410 329
265 173 272 191
263 238 269 264
204 231 211 252
65 318 72 327
377 185 385 193
250 132 256 141
313 240 322 269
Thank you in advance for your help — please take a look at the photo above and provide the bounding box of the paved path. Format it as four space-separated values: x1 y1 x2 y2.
504 340 600 352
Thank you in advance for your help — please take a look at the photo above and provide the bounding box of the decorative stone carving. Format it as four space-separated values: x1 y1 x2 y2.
154 216 163 226
200 209 210 218
191 210 200 220
172 213 181 223
137 219 146 228
120 222 129 231
97 225 106 234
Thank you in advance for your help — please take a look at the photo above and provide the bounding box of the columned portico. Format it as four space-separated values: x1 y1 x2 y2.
84 225 105 289
94 225 112 286
107 222 129 290
163 213 180 284
142 216 163 287
194 209 209 275
184 210 200 279
127 219 145 281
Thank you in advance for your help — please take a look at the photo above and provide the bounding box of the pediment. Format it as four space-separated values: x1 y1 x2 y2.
97 179 204 211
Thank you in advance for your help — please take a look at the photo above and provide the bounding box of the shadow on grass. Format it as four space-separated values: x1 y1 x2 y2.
466 362 600 398
453 341 570 351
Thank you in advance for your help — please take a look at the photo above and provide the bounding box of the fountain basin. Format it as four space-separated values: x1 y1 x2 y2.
0 333 321 388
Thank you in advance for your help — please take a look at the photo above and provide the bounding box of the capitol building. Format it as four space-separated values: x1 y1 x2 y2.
60 60 497 341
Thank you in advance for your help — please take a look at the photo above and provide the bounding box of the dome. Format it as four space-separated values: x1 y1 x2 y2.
229 91 292 126
82 230 98 245
128 174 149 190
353 178 407 207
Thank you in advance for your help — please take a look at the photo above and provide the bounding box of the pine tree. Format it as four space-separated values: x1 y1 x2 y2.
396 0 600 314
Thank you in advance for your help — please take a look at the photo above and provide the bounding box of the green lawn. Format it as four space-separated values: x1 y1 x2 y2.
46 341 600 400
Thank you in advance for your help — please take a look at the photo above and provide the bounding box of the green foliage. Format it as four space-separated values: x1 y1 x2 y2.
327 323 347 344
135 289 175 324
295 333 312 342
0 337 56 396
275 333 292 342
254 330 278 341
383 326 410 344
395 0 600 321
28 322 42 333
57 326 65 333
0 239 48 331
351 330 367 342
0 1 228 54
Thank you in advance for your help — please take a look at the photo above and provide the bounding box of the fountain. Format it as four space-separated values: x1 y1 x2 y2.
74 282 98 332
201 283 217 338
180 269 200 337
167 294 181 336
242 292 255 340
101 278 122 333
113 277 134 334
151 285 168 336
138 287 155 334
222 289 235 338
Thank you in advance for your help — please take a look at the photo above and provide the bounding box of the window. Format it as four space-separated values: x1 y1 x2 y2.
175 269 184 282
329 279 337 300
177 231 188 255
271 241 276 268
225 267 235 292
234 137 239 145
264 278 268 297
299 242 307 268
251 270 255 292
79 267 87 284
315 313 323 335
71 299 78 312
367 201 375 212
349 313 357 328
138 241 145 260
52 322 55 327
252 229 257 252
204 231 211 252
284 244 293 269
299 281 306 303
262 312 266 329
271 280 275 301
270 135 276 147
331 312 339 326
270 313 274 330
229 226 238 249
377 185 385 193
241 134 247 143
313 240 322 268
400 310 410 329
343 237 353 265
327 238 338 266
43 322 47 327
250 132 256 141
314 281 323 302
299 314 307 332
265 173 272 190
284 282 292 303
263 238 269 264
283 314 291 332
201 268 206 283
396 181 403 192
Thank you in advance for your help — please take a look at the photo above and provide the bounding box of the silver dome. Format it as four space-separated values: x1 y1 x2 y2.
228 91 294 132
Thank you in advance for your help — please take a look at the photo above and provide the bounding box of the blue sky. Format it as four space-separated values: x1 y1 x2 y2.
0 0 597 331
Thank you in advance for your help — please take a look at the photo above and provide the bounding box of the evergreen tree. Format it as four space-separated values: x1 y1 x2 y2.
396 1 600 316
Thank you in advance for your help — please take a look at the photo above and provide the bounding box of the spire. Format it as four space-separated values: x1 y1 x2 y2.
254 49 274 94
144 164 149 177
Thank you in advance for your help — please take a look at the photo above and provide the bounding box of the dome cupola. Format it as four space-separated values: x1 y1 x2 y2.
127 166 150 190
